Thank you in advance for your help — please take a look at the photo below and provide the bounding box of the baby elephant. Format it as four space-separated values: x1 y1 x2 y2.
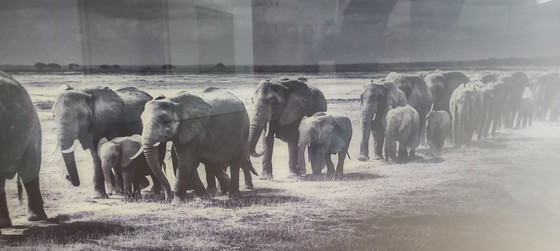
426 110 451 154
98 134 165 200
298 112 352 177
384 105 420 163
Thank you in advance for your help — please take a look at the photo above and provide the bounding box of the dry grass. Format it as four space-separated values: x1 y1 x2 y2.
2 72 560 250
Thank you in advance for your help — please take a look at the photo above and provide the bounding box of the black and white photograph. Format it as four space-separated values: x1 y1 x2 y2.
1 0 560 250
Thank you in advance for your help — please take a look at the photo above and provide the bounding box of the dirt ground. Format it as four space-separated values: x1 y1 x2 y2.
1 72 560 250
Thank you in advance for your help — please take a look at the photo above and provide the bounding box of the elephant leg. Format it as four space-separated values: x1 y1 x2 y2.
242 163 254 190
114 165 124 195
287 135 300 176
372 130 385 160
215 167 231 196
260 132 275 180
122 168 134 199
22 178 47 221
90 148 109 199
0 178 11 228
398 141 408 163
150 173 162 194
204 165 218 197
336 151 346 178
229 157 242 197
174 147 205 204
325 155 335 177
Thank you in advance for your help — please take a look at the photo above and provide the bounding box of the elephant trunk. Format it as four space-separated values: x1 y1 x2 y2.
57 125 80 186
359 106 376 160
248 105 271 158
142 135 172 202
101 159 115 195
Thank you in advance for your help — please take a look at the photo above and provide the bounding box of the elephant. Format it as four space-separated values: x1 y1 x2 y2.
359 80 407 161
449 82 483 148
385 72 433 142
500 72 530 128
426 110 451 153
384 105 420 163
52 85 152 198
248 79 327 180
98 134 166 200
424 70 470 114
515 87 536 128
482 80 510 138
0 72 47 231
533 72 560 121
138 87 256 204
479 73 498 84
297 112 352 177
472 81 496 140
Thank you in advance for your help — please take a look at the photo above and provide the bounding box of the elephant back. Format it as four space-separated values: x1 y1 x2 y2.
200 87 247 117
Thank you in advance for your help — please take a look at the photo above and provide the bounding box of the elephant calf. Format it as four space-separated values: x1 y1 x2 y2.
98 134 165 200
298 112 352 177
384 105 420 163
426 111 451 154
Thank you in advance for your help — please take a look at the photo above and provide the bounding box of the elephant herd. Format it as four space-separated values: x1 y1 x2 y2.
1 69 559 232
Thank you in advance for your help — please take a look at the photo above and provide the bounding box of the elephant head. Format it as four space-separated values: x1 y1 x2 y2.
52 85 123 186
424 71 470 112
138 93 211 201
248 79 313 157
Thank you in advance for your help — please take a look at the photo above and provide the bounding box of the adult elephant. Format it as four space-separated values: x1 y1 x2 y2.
138 88 255 204
424 70 470 114
482 80 510 138
1 72 47 231
501 72 530 128
533 72 560 121
449 82 483 148
52 85 152 198
248 79 327 180
385 72 433 141
359 80 407 161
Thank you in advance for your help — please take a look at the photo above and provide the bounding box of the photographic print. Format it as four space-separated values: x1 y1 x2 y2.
1 0 560 250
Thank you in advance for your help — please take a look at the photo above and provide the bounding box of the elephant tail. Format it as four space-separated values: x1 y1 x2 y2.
346 151 351 160
17 174 23 204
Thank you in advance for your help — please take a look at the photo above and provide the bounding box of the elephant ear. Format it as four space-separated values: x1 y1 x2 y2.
97 137 109 155
278 80 313 125
85 87 124 135
170 92 212 144
317 115 336 144
120 138 142 168
399 109 411 134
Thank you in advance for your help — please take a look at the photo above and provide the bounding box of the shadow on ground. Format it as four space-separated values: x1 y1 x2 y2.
204 187 305 208
0 221 133 246
301 172 383 182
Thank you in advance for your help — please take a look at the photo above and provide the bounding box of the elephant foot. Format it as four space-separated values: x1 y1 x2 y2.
0 214 12 229
206 187 218 197
228 190 242 198
357 155 370 161
244 184 254 190
373 155 384 160
91 191 109 199
27 209 47 222
151 185 162 194
259 172 274 180
171 196 185 206
287 172 302 180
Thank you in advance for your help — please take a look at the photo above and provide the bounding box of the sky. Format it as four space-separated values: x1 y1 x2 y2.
0 0 559 66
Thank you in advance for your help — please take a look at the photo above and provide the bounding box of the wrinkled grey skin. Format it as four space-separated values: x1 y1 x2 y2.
140 88 256 204
424 71 470 114
532 72 560 121
53 86 152 199
500 72 530 128
515 87 536 128
0 72 47 230
385 72 433 142
359 80 407 161
98 134 165 200
298 112 352 177
481 80 510 138
248 79 327 180
449 82 483 148
384 105 420 163
426 110 451 153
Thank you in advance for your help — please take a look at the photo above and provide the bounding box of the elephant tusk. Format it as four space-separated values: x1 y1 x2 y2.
49 141 60 155
61 139 80 154
153 142 161 147
130 146 144 160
